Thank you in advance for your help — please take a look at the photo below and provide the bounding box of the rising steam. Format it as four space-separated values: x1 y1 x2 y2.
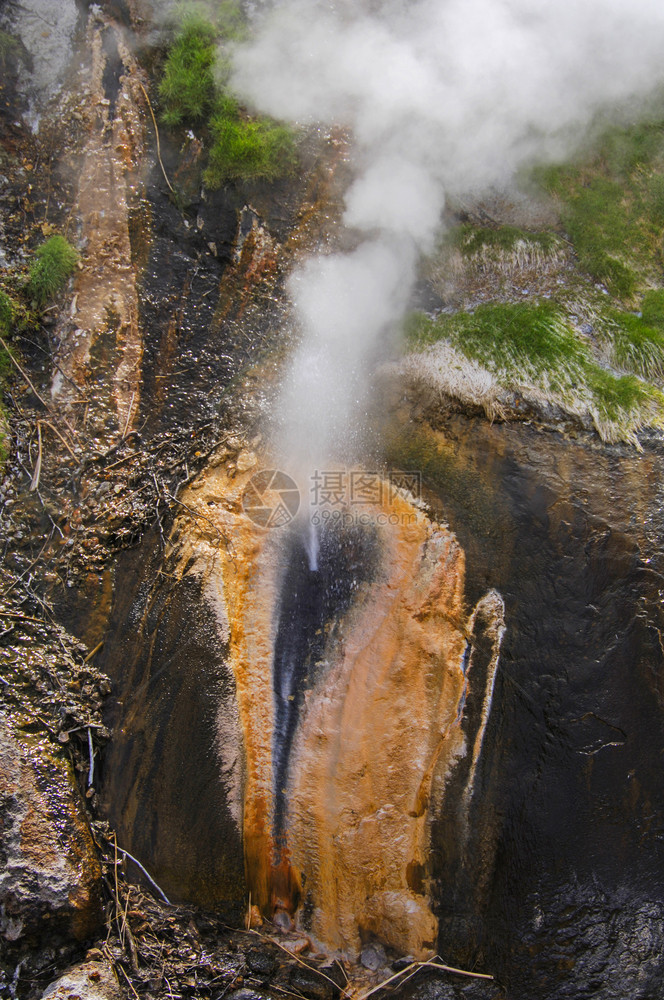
232 0 664 466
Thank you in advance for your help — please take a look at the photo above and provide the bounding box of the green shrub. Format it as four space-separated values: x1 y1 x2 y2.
204 105 296 186
158 15 217 127
159 9 297 187
26 235 78 307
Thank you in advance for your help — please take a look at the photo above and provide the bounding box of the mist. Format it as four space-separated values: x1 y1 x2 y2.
231 0 664 472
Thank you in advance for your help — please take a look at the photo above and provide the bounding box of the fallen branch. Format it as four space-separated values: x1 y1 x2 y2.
249 929 352 1000
83 640 104 663
87 727 95 787
355 955 493 1000
138 82 175 194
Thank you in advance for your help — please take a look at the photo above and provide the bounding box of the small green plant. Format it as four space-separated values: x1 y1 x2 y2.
0 29 26 71
26 235 78 307
0 290 14 335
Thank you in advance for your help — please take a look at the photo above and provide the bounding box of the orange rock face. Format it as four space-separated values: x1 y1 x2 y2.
171 460 505 958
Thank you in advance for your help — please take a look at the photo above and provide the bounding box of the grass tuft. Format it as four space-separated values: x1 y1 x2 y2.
404 301 664 443
26 235 78 307
601 309 664 379
641 289 664 328
158 15 217 128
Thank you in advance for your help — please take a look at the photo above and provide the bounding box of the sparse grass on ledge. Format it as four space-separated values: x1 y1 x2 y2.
404 302 664 444
451 224 558 257
26 235 78 308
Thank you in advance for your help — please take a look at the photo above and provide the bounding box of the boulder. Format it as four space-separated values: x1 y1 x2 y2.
0 715 102 943
42 960 122 1000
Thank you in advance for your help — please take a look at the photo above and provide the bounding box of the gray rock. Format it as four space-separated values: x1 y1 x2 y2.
0 714 102 942
42 960 122 1000
360 942 388 971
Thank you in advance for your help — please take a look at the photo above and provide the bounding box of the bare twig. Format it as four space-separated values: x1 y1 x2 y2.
83 640 104 663
0 335 50 410
122 391 136 440
138 82 175 194
117 845 172 905
117 963 141 1000
30 421 42 491
39 420 77 458
0 336 80 442
249 929 352 1000
355 956 494 1000
87 727 95 787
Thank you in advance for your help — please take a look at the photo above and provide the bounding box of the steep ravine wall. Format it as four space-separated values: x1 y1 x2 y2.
100 462 505 960
98 413 664 997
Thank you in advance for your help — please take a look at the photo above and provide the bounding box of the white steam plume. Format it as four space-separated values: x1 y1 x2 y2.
232 0 664 468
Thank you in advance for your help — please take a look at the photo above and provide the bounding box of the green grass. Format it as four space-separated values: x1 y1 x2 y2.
597 308 664 380
406 302 587 388
158 9 297 187
536 118 664 300
641 289 664 328
25 235 78 307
